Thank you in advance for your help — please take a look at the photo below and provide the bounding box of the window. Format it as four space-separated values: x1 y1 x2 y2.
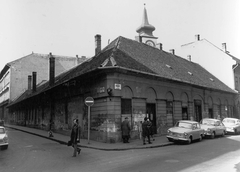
121 99 132 114
235 76 238 90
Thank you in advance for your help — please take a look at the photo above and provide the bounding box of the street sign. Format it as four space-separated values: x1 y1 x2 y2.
85 97 94 106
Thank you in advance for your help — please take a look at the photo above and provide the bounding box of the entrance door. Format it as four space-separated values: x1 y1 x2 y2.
146 103 156 134
209 108 213 118
194 100 202 122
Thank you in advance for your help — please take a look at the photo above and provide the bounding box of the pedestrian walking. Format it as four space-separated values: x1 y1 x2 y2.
70 119 81 157
121 117 131 143
142 117 152 145
48 119 54 138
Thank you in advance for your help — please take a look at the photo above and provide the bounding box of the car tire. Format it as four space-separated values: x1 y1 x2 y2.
199 135 203 142
168 138 174 142
234 129 237 135
187 136 192 144
221 130 225 137
210 132 215 139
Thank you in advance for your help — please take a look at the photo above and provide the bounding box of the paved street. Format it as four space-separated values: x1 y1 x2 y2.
1 128 240 172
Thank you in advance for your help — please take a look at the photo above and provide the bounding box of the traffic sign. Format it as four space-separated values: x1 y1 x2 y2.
85 97 94 106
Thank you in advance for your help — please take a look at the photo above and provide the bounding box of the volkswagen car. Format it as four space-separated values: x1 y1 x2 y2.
166 120 204 144
222 117 240 134
200 118 226 138
0 126 8 149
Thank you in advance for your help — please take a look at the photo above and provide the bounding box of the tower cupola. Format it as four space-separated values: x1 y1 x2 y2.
135 4 158 48
136 4 155 37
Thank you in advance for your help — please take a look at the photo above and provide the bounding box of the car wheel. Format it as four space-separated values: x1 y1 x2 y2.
210 132 215 139
221 130 225 137
168 138 174 142
187 136 192 144
234 129 237 135
199 135 203 142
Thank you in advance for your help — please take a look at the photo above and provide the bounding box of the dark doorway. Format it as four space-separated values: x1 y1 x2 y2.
194 100 202 122
209 108 213 118
146 103 156 134
182 107 188 120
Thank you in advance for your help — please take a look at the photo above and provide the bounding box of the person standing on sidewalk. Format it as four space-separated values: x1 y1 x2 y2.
70 119 81 157
147 118 155 141
121 117 131 143
142 117 152 145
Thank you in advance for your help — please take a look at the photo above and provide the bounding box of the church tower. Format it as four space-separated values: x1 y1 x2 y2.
136 4 158 47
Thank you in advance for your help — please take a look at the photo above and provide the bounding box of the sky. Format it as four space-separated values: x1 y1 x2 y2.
0 0 239 71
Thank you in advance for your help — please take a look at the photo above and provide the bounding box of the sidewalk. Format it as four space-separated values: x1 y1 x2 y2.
5 124 173 151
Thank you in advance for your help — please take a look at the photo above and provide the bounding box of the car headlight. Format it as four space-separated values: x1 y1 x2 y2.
184 132 188 136
207 128 211 132
3 135 8 142
167 130 171 133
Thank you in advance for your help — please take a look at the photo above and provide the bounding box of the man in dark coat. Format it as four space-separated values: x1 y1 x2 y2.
121 117 131 143
70 119 81 157
142 117 152 145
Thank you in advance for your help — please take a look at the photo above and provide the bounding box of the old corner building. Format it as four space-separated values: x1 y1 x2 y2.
7 6 238 143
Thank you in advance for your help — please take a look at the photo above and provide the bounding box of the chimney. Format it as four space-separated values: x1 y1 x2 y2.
195 34 200 41
169 49 175 55
187 55 191 61
222 43 227 52
28 75 32 91
156 43 163 50
95 34 101 55
32 72 37 92
49 52 55 86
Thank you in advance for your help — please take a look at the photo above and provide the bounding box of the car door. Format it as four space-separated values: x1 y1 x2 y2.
192 123 200 140
219 122 225 134
237 120 240 132
214 121 221 135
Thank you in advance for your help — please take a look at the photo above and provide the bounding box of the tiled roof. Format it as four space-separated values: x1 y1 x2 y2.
9 36 236 106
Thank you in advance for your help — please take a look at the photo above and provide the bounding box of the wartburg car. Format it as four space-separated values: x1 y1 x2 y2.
166 120 204 144
222 117 240 134
200 118 226 138
0 126 8 149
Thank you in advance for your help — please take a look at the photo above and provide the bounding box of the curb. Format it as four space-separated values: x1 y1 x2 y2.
6 126 174 151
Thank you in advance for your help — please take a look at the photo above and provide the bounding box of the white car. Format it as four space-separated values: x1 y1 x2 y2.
222 118 240 134
200 118 226 139
167 120 204 144
0 126 8 149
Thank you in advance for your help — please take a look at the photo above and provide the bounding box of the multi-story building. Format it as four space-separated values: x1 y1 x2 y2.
0 52 86 122
181 35 240 117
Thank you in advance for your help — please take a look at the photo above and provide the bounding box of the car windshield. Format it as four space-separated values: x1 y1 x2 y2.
0 128 5 134
176 122 192 129
223 119 235 124
201 119 216 126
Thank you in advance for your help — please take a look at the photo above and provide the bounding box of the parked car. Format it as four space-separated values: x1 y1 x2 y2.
222 117 240 134
166 120 204 144
0 126 8 149
200 118 226 138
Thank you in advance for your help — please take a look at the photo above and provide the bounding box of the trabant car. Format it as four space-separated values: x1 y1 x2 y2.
166 120 204 144
0 126 8 149
200 118 226 138
222 117 240 134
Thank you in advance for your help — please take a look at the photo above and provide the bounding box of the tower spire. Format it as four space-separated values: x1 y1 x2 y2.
136 4 155 37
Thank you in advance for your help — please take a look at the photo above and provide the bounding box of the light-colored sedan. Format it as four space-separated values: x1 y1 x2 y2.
0 126 8 149
222 118 240 134
200 118 226 139
166 120 204 144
